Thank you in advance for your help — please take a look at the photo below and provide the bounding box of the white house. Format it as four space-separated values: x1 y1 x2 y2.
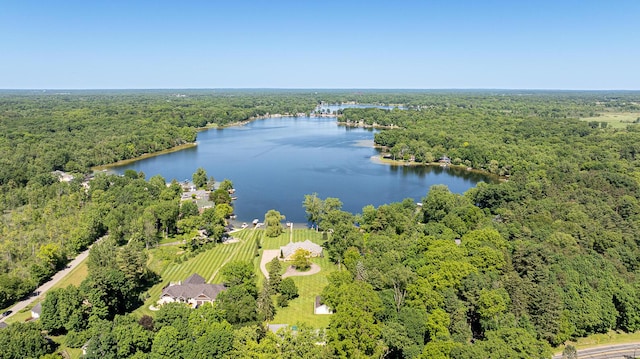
158 274 226 308
280 240 323 261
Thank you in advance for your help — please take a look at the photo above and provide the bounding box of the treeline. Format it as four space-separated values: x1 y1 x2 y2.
301 93 640 357
1 257 313 359
3 91 640 358
0 171 229 309
338 93 640 177
0 91 318 190
0 90 318 308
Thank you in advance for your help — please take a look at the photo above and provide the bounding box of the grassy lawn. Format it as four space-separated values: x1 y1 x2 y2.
52 259 88 290
261 227 326 250
158 236 182 245
260 228 337 328
271 255 337 329
4 307 33 324
134 229 260 317
132 227 337 330
49 335 83 359
579 112 640 129
554 330 640 355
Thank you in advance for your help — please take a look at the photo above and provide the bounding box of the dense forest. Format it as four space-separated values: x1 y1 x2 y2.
2 90 640 358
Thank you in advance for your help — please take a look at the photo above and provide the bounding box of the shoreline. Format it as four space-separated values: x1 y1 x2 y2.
92 115 502 184
92 114 305 171
337 121 400 129
370 155 503 181
91 142 198 171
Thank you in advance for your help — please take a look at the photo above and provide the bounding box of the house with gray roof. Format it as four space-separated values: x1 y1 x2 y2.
280 240 323 261
158 273 226 308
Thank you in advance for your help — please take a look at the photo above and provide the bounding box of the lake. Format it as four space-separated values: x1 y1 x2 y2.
107 115 492 223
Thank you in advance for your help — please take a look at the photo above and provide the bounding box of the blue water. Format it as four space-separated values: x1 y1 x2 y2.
108 116 490 222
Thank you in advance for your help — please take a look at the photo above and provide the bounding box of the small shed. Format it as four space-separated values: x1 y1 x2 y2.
31 303 42 319
314 296 332 315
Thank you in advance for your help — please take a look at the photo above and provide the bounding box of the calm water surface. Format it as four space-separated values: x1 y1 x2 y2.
109 116 491 222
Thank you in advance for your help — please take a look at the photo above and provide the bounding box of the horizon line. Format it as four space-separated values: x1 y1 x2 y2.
1 87 640 92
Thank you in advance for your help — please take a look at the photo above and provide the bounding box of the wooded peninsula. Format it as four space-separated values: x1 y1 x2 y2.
2 90 640 358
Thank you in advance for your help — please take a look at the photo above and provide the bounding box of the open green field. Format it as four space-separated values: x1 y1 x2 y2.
260 226 326 250
579 112 640 128
260 228 337 328
135 229 261 317
271 255 336 328
48 335 83 359
135 227 337 328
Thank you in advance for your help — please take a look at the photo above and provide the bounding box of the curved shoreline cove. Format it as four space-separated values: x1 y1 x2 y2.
105 115 496 222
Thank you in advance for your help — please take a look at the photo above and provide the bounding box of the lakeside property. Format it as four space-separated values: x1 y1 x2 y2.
102 114 491 223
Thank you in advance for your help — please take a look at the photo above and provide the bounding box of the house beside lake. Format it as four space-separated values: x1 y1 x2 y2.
158 274 226 308
280 240 323 261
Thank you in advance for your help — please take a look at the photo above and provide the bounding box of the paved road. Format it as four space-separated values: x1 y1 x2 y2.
553 343 640 359
0 241 96 324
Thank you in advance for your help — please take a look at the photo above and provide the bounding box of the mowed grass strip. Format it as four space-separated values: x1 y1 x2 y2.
51 259 88 290
135 230 257 317
135 227 333 324
271 256 337 329
261 228 325 251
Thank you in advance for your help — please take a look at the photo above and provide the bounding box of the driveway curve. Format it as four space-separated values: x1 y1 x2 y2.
260 250 322 279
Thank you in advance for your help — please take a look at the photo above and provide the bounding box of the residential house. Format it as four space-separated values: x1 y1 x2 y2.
158 274 226 308
280 240 323 261
438 156 451 165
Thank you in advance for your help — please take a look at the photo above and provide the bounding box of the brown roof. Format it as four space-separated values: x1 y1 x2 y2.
183 273 206 285
162 283 226 301
161 275 226 302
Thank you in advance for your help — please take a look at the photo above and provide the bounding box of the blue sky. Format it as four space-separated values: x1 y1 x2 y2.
1 0 638 89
